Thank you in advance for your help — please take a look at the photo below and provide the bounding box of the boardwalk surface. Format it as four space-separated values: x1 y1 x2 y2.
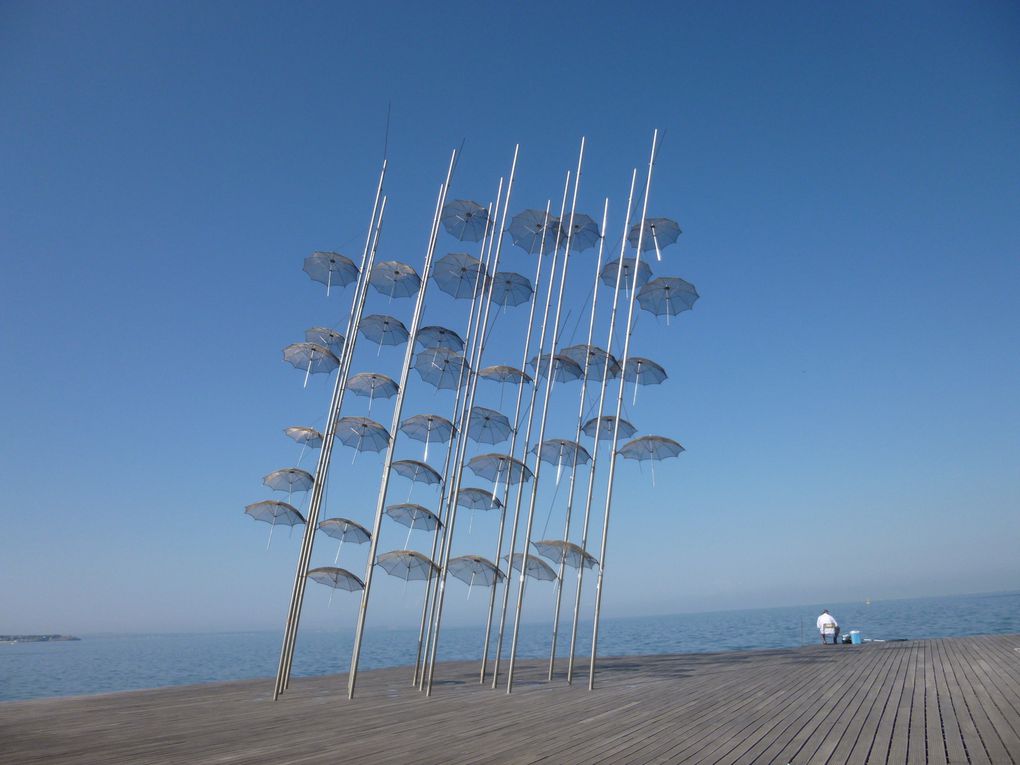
2 634 1018 764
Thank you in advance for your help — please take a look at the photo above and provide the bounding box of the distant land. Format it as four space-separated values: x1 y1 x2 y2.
1 635 80 643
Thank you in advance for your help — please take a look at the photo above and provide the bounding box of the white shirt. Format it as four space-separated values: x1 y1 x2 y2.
817 613 838 631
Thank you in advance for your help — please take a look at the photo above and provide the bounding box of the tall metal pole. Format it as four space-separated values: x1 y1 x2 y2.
348 150 458 699
424 146 519 695
506 137 586 693
490 176 570 689
566 171 638 684
546 197 609 681
273 159 387 699
478 199 552 684
589 129 659 690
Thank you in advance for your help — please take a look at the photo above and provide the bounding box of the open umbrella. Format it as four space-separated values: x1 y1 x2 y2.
307 566 365 605
532 539 598 570
457 487 502 511
600 258 653 292
414 347 468 391
304 327 344 356
503 552 557 582
627 217 682 261
283 426 322 467
448 555 505 599
618 435 685 487
334 416 390 460
263 468 314 494
245 500 305 549
478 364 532 408
370 260 421 300
623 357 668 405
358 314 409 350
391 459 443 487
441 199 490 242
377 550 439 590
346 372 399 414
467 452 533 504
415 325 465 353
385 503 443 548
508 209 559 254
637 276 699 325
531 438 592 484
529 353 584 384
303 251 358 297
559 213 601 252
400 413 455 462
283 342 340 388
468 406 513 445
489 271 533 310
559 344 621 381
432 252 489 300
317 517 371 564
581 416 637 441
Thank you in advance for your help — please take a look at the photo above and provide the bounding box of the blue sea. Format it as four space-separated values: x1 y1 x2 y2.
2 591 1017 703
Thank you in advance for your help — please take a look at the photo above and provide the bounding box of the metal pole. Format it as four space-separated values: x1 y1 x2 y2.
424 146 519 695
506 136 586 694
490 178 570 690
273 159 387 699
589 129 659 690
546 196 609 681
348 149 458 699
566 171 638 684
478 199 552 684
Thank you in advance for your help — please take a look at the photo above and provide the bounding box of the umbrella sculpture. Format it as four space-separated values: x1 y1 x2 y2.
370 260 422 300
414 347 468 391
448 555 505 599
304 327 344 356
503 552 558 582
283 426 323 467
399 414 455 462
263 468 314 494
441 199 490 242
636 276 699 326
560 344 621 381
307 566 365 605
317 517 371 563
489 271 533 310
622 356 668 406
456 483 503 533
478 364 532 409
529 353 584 384
617 435 685 487
302 251 358 297
627 217 682 261
333 416 391 461
358 314 409 350
599 257 653 292
377 550 440 592
282 342 340 388
532 438 592 484
508 209 559 254
468 406 513 445
559 212 601 252
467 452 533 504
385 503 443 548
391 459 443 487
245 500 305 549
581 415 637 441
346 372 399 414
415 325 465 353
431 252 489 300
532 539 598 570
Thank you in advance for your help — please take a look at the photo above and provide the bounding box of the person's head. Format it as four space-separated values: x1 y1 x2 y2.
822 609 829 614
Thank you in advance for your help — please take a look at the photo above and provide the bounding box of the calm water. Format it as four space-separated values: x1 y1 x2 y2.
2 591 1017 702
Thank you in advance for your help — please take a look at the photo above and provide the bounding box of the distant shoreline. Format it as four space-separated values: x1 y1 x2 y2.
1 635 80 644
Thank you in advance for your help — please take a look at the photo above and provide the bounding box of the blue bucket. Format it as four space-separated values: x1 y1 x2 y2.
850 630 862 645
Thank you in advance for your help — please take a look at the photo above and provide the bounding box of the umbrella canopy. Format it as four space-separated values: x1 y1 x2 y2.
508 209 559 254
283 342 340 387
414 347 468 390
415 325 465 353
529 353 584 384
503 552 557 581
581 416 637 441
627 217 682 260
307 566 365 592
560 344 621 381
391 459 443 486
303 251 359 296
623 357 668 386
385 503 442 531
304 327 344 356
441 199 490 242
457 487 502 511
532 539 598 570
448 555 505 587
559 212 601 252
245 500 306 527
600 257 653 291
618 435 685 462
318 517 371 544
489 271 533 309
468 406 513 445
532 438 592 469
283 426 323 448
263 468 314 493
637 276 699 322
431 252 489 300
478 364 532 386
399 413 455 462
358 314 409 348
377 550 439 581
467 453 533 484
370 260 421 300
347 372 399 413
334 416 391 453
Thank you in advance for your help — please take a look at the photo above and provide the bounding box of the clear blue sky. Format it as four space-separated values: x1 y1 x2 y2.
1 1 1018 635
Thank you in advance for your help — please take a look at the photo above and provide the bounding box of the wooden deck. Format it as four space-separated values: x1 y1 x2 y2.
2 634 1018 764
